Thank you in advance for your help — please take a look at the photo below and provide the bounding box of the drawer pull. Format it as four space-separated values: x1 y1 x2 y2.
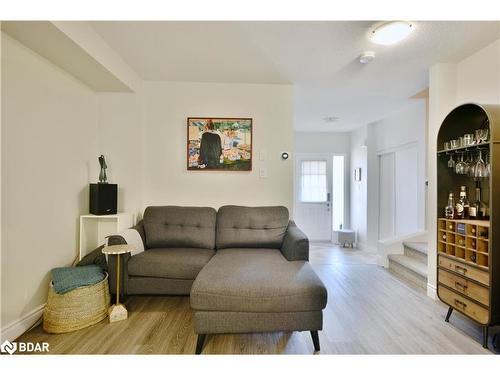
454 265 467 275
455 281 468 291
454 299 467 309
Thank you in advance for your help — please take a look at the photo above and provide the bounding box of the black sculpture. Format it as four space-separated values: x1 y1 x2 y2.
98 155 108 184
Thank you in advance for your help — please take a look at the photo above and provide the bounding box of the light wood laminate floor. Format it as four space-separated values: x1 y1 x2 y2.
18 243 498 354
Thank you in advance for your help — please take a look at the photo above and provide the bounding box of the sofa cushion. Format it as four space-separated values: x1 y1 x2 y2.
143 206 217 249
216 205 289 249
128 248 215 280
190 248 327 313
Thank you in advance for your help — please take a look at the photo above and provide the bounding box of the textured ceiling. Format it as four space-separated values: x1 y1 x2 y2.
91 21 500 131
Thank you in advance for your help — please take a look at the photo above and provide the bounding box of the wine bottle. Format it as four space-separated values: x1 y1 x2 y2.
445 192 455 219
471 181 488 219
455 186 469 219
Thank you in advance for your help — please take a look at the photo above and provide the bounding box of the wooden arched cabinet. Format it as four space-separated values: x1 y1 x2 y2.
436 103 500 348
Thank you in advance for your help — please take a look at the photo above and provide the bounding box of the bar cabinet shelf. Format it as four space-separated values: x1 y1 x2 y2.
436 103 500 349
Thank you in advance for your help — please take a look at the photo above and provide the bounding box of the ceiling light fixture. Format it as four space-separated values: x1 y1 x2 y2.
370 21 413 45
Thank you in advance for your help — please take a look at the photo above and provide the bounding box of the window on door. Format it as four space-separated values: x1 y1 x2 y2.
300 160 327 202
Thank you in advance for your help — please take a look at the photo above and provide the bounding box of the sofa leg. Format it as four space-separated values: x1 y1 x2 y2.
195 334 206 354
310 330 320 352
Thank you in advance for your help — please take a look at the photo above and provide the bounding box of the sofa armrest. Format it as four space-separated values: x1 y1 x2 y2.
281 220 309 261
76 244 108 270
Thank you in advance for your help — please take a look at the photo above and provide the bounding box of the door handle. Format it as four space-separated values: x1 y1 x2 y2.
455 281 468 291
454 265 467 275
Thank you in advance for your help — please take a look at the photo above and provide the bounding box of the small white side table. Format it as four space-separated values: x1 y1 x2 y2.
79 213 134 260
102 244 133 323
338 229 355 248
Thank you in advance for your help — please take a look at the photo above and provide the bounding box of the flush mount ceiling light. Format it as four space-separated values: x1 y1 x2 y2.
370 21 414 45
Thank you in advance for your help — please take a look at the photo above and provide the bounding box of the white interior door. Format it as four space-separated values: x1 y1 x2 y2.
394 144 418 236
378 153 395 240
294 154 332 241
378 144 419 241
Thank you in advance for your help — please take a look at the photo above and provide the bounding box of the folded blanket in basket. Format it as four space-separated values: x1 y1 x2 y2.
51 265 105 294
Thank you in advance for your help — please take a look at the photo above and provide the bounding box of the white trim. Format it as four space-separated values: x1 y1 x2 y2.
1 304 45 341
376 140 418 156
427 283 437 300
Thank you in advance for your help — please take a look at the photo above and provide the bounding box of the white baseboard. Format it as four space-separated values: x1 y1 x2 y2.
1 304 45 341
427 283 437 300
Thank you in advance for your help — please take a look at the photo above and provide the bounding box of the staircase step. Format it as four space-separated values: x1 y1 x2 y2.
388 254 428 290
403 241 428 263
403 241 428 255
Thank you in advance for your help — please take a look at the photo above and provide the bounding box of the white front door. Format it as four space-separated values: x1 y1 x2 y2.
294 154 332 241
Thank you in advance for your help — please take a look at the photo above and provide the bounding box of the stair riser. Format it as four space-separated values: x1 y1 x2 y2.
404 246 428 263
388 259 427 290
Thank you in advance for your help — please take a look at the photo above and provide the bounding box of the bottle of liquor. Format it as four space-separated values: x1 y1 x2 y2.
455 186 469 219
471 181 488 219
445 192 455 219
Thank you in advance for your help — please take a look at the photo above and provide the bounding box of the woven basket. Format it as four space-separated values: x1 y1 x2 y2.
43 274 111 333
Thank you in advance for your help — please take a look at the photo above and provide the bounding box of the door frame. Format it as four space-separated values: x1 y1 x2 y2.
293 152 348 242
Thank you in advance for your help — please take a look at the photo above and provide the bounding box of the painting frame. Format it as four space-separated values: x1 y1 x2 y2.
187 117 253 171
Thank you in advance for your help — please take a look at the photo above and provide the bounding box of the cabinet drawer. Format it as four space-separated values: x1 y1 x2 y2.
438 255 489 286
438 269 489 306
438 285 489 324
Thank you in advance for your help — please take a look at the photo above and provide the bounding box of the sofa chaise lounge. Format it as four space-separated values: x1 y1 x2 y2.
107 205 327 354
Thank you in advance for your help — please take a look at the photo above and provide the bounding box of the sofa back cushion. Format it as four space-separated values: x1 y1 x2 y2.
216 205 289 249
143 206 217 249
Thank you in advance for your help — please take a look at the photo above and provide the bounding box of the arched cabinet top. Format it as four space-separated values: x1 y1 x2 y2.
437 103 500 149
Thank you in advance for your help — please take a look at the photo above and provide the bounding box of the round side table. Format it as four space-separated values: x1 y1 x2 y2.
102 244 133 323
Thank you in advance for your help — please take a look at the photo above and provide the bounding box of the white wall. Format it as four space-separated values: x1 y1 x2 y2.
1 33 142 337
294 131 351 230
350 101 426 252
368 102 427 243
1 34 98 333
350 126 369 248
141 81 294 212
427 38 500 298
456 39 500 104
294 131 350 154
96 93 143 217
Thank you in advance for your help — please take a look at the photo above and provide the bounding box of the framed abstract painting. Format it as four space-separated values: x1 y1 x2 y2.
187 117 252 171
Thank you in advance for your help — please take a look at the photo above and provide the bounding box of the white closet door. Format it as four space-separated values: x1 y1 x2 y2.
394 144 418 236
378 153 395 240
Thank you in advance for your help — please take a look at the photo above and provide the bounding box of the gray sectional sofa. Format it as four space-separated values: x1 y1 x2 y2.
107 205 327 354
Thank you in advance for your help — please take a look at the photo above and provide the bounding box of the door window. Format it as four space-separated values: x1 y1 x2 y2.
300 160 327 202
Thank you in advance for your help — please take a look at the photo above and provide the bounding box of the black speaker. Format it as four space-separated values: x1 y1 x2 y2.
89 183 117 215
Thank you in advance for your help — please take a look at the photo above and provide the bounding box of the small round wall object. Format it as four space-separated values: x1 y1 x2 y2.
281 152 290 160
